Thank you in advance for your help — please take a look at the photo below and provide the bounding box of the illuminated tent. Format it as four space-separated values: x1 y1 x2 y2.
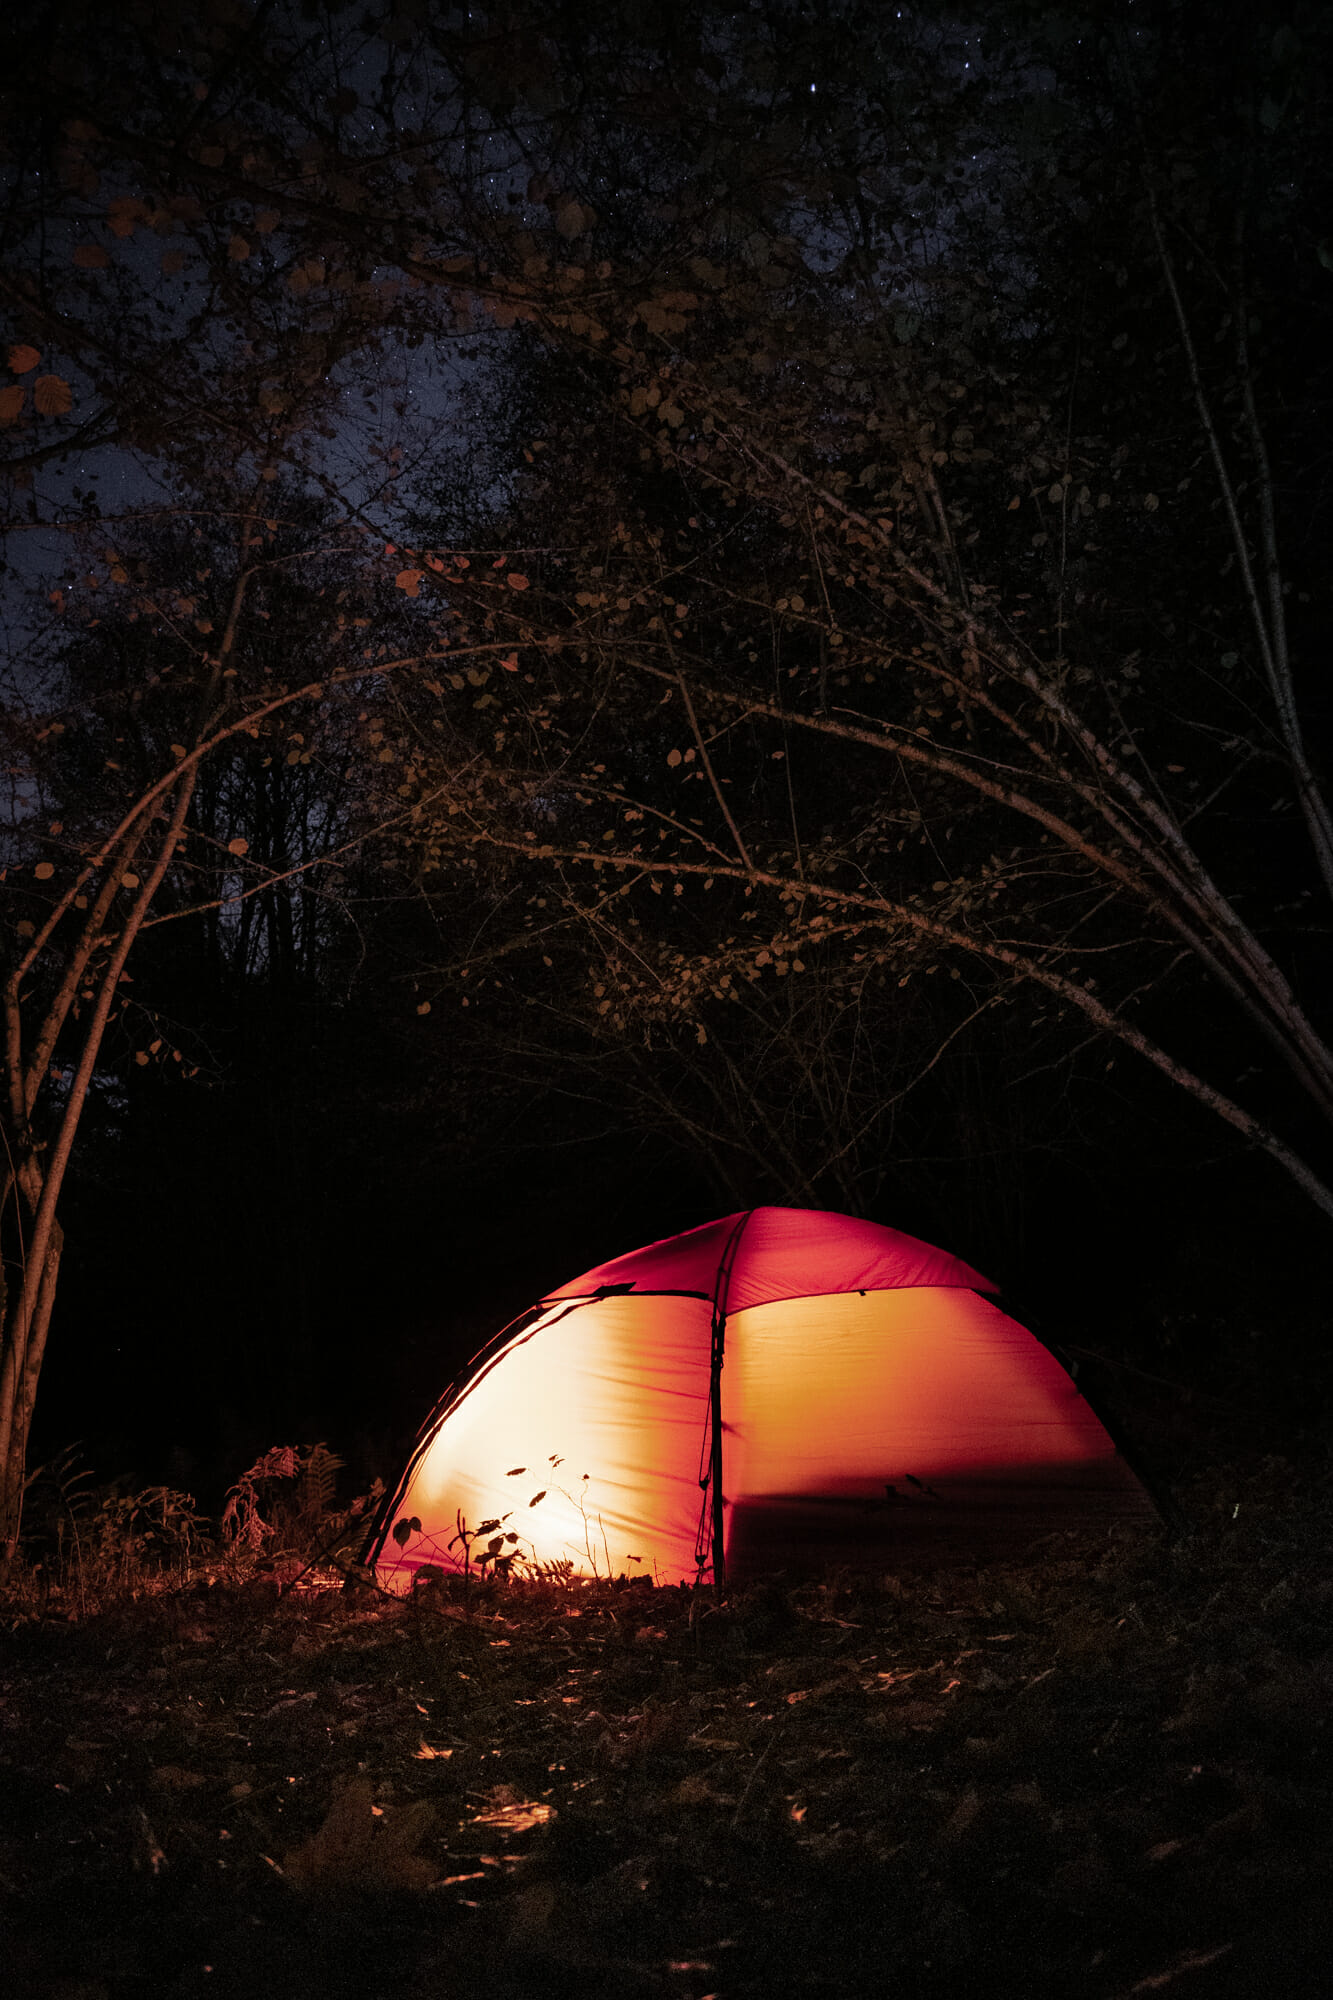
368 1207 1155 1589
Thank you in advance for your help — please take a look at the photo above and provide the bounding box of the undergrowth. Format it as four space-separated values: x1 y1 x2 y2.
2 1448 1332 1998
8 1441 382 1617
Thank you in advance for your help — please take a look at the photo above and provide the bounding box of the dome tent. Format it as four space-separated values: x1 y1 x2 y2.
368 1207 1156 1590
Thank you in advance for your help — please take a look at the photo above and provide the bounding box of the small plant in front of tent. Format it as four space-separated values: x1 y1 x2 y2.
221 1442 379 1583
448 1509 523 1587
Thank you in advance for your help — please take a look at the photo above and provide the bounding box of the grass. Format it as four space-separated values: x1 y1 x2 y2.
2 1452 1331 1998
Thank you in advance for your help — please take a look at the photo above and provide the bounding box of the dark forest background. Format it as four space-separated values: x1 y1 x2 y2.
2 0 1331 1518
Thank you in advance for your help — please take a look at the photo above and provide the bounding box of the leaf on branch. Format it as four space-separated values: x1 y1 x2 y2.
106 198 141 238
227 838 249 857
505 572 530 590
72 243 110 268
667 748 683 767
395 569 425 596
554 198 590 239
33 862 54 879
416 1000 431 1015
33 375 73 416
254 209 280 233
0 386 26 425
228 234 251 261
121 872 140 888
8 345 40 374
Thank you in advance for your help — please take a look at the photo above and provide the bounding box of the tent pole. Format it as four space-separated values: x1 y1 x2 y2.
707 1209 755 1600
709 1310 727 1599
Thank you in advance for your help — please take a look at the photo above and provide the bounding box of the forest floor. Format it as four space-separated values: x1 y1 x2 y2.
2 1455 1332 2000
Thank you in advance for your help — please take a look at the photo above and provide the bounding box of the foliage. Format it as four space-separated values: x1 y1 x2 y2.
5 1440 378 1616
19 1443 209 1608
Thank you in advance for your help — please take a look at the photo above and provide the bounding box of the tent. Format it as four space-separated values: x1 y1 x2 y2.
368 1207 1156 1590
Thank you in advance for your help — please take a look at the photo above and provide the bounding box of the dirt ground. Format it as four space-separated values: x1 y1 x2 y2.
3 1457 1331 1999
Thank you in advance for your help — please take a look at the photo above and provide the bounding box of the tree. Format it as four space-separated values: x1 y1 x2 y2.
0 476 437 1549
3 0 1330 1532
358 4 1333 1222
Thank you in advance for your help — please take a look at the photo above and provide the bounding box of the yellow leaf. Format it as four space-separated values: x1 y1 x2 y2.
33 375 73 416
0 385 26 425
8 345 40 374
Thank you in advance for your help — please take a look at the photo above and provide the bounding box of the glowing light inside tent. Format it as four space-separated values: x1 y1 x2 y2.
725 1287 1115 1502
383 1294 712 1587
373 1207 1155 1590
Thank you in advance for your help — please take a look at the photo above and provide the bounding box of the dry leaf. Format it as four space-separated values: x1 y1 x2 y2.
0 386 26 425
470 1796 554 1834
72 243 110 268
153 1764 208 1790
283 1776 436 1893
34 862 54 880
395 568 425 596
8 345 40 374
227 838 248 856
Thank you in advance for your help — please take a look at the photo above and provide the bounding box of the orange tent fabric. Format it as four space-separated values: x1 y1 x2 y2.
370 1207 1155 1589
